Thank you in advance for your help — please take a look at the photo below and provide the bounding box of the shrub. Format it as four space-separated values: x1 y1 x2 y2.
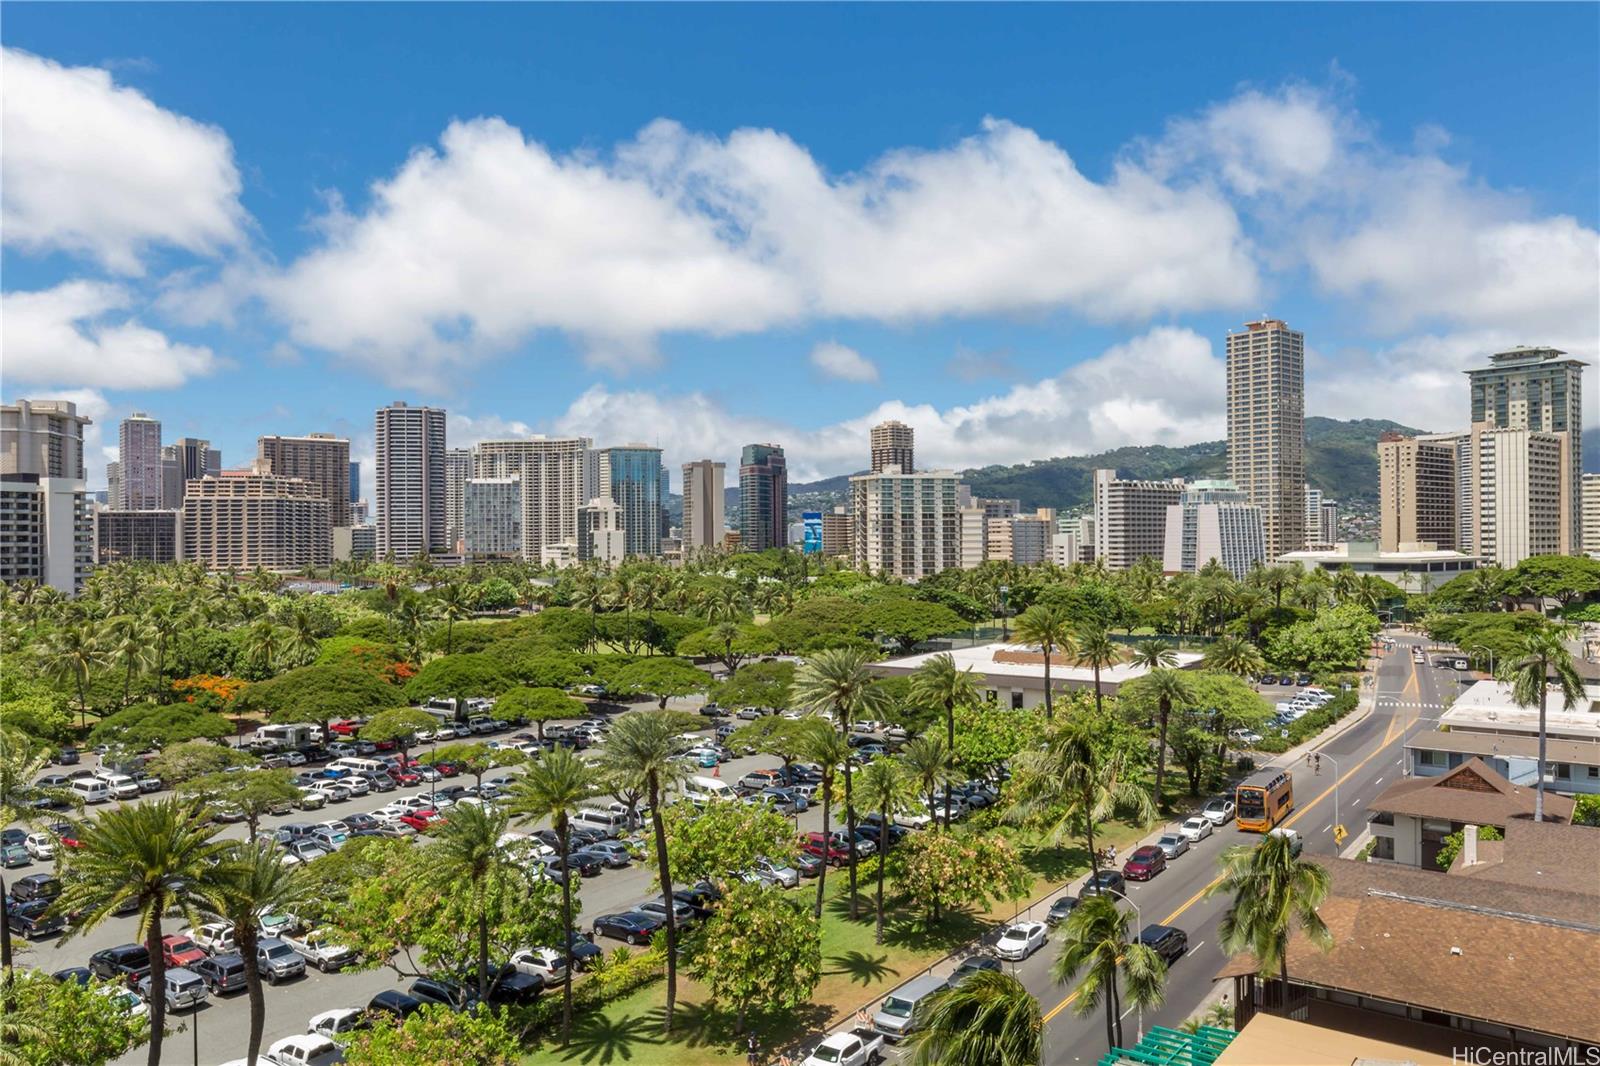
524 946 665 1036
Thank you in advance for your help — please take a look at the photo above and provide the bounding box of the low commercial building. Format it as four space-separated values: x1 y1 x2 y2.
96 509 180 565
872 642 1202 710
1403 678 1600 796
1364 758 1573 867
332 525 376 562
1277 539 1479 593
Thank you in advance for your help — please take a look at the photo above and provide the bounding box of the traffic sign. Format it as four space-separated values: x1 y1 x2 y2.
1333 825 1348 845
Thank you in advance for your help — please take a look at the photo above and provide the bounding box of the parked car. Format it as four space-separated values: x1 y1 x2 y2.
801 832 852 867
89 944 152 984
307 1007 364 1039
23 832 55 861
637 897 699 927
52 966 93 986
945 955 1002 988
257 937 308 983
752 856 800 888
1178 815 1214 842
1201 797 1236 826
364 989 425 1023
283 929 355 972
739 769 784 792
8 898 65 939
1078 869 1127 898
2 842 33 868
993 920 1048 960
1122 845 1167 881
193 954 249 995
408 976 474 1012
184 922 237 955
508 946 568 985
582 841 633 869
591 911 663 945
1046 894 1079 926
794 852 825 879
561 931 605 971
1136 923 1190 965
161 935 208 969
802 1029 883 1066
1155 832 1190 860
10 874 61 904
263 1034 343 1066
479 964 544 1007
138 967 209 1012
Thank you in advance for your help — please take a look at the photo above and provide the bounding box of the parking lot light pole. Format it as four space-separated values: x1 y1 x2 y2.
1468 644 1495 677
1107 889 1145 1043
1309 751 1341 836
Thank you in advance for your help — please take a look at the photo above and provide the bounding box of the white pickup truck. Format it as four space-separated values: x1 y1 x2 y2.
281 929 356 972
802 1028 884 1066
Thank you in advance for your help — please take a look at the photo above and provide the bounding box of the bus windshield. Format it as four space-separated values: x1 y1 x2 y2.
1236 788 1265 819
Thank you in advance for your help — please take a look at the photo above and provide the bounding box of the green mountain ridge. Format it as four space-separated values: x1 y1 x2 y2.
778 416 1426 515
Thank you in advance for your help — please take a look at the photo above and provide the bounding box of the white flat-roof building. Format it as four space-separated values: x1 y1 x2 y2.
871 642 1202 710
1277 540 1479 593
1404 679 1600 796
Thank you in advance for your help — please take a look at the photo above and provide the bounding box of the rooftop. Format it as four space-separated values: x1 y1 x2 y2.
1441 679 1600 739
1214 854 1600 1043
1279 540 1480 564
1404 728 1600 766
1367 757 1574 826
1213 1013 1454 1066
1447 817 1600 896
871 642 1203 689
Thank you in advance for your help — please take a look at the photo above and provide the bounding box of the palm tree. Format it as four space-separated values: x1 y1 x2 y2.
243 617 286 677
278 602 323 667
857 757 915 943
1052 894 1167 1051
1500 626 1585 822
1072 626 1123 716
43 618 107 729
196 841 304 1065
1012 605 1076 721
507 747 595 1044
899 735 958 821
145 601 185 700
793 648 888 918
1002 716 1154 876
421 802 516 1003
908 652 979 828
391 598 433 664
1127 644 1193 813
104 614 155 707
1209 832 1333 1015
569 572 605 650
1200 635 1266 679
597 709 699 1033
434 581 476 654
0 730 81 982
794 719 852 920
699 583 747 624
55 798 227 1066
905 970 1042 1066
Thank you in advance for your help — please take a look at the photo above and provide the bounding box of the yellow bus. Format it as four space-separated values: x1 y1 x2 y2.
1235 769 1294 832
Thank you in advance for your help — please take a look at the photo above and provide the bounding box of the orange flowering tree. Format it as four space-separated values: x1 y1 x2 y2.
170 674 246 713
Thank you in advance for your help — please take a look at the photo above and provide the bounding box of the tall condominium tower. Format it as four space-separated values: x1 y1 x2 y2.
739 443 788 551
443 447 474 553
181 463 331 571
870 420 915 474
0 473 94 593
1226 318 1306 560
257 432 353 528
463 477 522 559
850 468 960 579
681 460 726 552
118 412 164 510
474 436 596 561
1378 434 1461 552
598 445 665 558
162 437 220 509
1467 346 1586 552
1161 480 1264 578
374 402 447 560
1093 469 1185 570
1 399 91 480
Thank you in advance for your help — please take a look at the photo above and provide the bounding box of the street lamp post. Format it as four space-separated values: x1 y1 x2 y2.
1469 644 1495 677
1308 751 1342 841
999 585 1010 640
1107 889 1145 1045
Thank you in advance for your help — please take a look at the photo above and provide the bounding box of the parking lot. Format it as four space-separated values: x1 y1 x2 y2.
8 698 934 1064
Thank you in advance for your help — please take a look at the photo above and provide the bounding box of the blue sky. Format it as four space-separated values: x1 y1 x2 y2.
3 4 1596 491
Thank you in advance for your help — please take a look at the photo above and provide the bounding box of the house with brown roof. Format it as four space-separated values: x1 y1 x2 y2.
1215 853 1600 1054
1365 757 1574 868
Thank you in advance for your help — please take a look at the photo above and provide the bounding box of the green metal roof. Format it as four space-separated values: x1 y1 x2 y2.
1095 1025 1237 1066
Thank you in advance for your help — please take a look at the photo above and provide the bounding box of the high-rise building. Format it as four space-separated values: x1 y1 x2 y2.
0 474 93 593
159 438 220 511
1584 473 1600 556
850 469 960 579
161 453 183 512
1226 318 1306 560
1009 510 1056 565
1474 429 1569 567
105 462 121 511
444 447 474 553
870 420 915 474
1050 530 1089 566
598 445 665 558
681 460 726 552
578 497 626 565
1161 480 1264 577
181 464 332 571
97 510 180 565
1467 346 1587 552
257 433 353 528
1303 486 1324 548
463 477 522 559
475 437 597 561
975 497 1020 521
348 461 360 504
118 412 163 510
374 402 447 560
1093 469 1183 570
1376 432 1465 547
1 399 91 480
333 525 377 562
958 507 988 569
739 443 788 551
1317 500 1339 545
821 506 852 559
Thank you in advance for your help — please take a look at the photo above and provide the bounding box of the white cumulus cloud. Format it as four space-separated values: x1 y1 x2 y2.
2 280 219 389
1 48 248 273
809 342 879 383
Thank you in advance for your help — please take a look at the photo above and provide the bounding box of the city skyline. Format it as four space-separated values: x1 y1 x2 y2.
2 6 1596 497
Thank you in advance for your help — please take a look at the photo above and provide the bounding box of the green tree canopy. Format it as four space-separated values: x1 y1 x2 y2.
1509 554 1600 609
686 882 823 1032
1265 603 1380 671
1036 580 1137 630
180 768 302 841
713 659 796 711
342 1004 520 1065
648 798 796 890
858 598 966 653
890 829 1029 924
676 622 781 672
950 702 1049 778
493 686 585 739
404 653 518 704
501 647 585 688
3 968 150 1066
610 657 710 708
235 663 405 725
144 740 257 784
87 703 232 750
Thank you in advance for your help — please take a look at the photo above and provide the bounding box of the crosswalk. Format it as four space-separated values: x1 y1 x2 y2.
1377 700 1446 710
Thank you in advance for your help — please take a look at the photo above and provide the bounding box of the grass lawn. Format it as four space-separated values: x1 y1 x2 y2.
524 819 1155 1066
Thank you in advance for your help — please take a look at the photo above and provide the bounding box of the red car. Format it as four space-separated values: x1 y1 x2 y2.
1121 845 1167 882
161 935 208 969
392 769 422 787
328 720 360 736
800 832 851 867
433 762 459 778
399 809 442 831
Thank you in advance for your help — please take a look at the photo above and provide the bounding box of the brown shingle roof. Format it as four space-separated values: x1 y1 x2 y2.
1213 856 1600 1042
1367 757 1575 826
1449 818 1600 895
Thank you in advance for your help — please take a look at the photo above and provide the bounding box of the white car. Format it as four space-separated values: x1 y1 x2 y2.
509 946 569 985
24 832 55 860
393 795 433 812
371 805 410 823
307 1008 363 1039
265 1034 343 1066
1178 815 1214 843
993 920 1048 960
311 782 351 803
183 922 237 955
282 751 308 766
1201 797 1236 826
96 984 149 1019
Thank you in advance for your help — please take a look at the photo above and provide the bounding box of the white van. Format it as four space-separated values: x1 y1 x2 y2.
102 774 141 800
71 778 112 804
682 776 736 804
330 757 387 778
572 808 632 837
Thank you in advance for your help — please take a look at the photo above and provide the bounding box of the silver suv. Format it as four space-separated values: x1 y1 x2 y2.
256 937 307 983
139 967 209 1011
